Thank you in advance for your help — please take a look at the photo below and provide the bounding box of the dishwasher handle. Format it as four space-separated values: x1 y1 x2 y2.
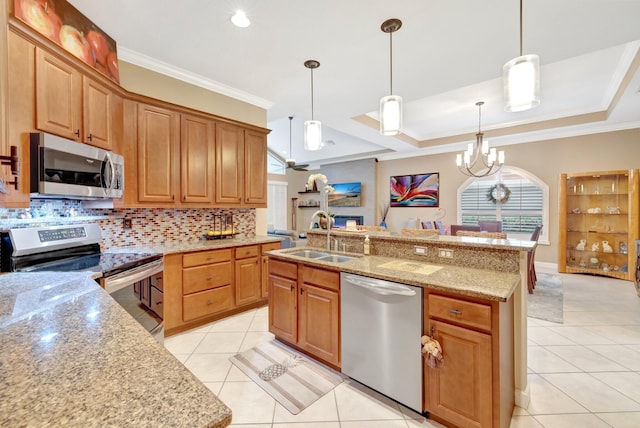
343 274 416 296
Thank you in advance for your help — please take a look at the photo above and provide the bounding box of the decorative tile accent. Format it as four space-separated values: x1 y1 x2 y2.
0 200 256 250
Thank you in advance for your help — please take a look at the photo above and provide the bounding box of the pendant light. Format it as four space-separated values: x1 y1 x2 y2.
379 18 403 136
455 101 505 177
304 59 322 151
503 0 540 112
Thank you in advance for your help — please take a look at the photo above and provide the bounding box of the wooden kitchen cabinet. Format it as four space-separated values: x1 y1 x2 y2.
268 259 298 343
181 113 215 203
164 245 270 335
268 260 341 368
1 29 33 207
137 103 180 203
424 292 514 428
215 122 244 205
215 122 269 207
235 245 261 306
244 129 268 205
35 47 120 150
558 170 639 281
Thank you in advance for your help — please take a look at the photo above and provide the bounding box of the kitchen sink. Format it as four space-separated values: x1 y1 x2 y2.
316 255 355 263
289 250 329 259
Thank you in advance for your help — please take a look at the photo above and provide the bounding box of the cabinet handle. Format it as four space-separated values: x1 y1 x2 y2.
207 300 213 305
207 276 213 280
74 129 80 138
300 287 304 295
449 309 462 316
290 285 294 291
87 133 93 141
155 301 162 305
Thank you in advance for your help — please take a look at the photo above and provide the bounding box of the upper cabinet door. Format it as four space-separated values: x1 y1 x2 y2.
215 122 244 205
35 48 82 141
244 129 268 206
137 103 180 203
181 114 215 204
82 77 113 150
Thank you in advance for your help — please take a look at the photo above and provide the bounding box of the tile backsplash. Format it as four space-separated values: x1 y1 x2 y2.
0 200 256 250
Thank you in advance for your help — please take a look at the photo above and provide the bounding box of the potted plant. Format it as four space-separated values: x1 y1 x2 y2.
318 211 335 229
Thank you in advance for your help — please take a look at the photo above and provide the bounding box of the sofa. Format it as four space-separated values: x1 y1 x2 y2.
267 228 299 249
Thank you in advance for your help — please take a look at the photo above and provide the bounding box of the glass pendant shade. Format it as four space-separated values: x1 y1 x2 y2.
304 120 322 151
503 57 540 112
379 95 403 136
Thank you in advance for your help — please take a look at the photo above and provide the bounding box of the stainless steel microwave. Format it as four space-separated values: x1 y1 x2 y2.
30 132 124 199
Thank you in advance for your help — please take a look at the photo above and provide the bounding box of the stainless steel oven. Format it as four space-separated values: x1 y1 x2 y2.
1 224 164 342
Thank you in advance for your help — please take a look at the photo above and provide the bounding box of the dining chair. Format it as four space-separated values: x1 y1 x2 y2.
434 220 446 235
449 224 481 236
527 225 543 294
478 220 503 232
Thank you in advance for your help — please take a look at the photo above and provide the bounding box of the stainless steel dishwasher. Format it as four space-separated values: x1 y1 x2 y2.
341 272 423 413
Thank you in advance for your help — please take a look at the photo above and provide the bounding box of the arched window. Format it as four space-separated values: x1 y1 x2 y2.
457 166 549 243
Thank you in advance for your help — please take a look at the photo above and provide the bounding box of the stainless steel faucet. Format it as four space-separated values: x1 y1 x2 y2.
309 210 332 251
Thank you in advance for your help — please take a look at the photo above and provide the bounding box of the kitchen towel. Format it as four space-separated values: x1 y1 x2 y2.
230 340 344 414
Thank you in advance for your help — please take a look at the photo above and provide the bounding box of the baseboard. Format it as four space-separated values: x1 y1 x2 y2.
535 261 557 271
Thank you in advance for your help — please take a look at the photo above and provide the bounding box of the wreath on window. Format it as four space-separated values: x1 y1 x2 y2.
486 183 511 204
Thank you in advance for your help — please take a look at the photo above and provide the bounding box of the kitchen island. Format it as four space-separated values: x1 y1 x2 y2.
0 272 231 428
266 231 535 427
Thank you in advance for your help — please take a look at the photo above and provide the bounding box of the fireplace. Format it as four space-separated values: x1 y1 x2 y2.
333 215 364 228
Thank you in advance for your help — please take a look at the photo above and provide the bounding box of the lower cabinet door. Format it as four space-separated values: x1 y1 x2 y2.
235 256 260 306
268 274 297 344
298 283 340 367
183 285 233 321
426 319 492 428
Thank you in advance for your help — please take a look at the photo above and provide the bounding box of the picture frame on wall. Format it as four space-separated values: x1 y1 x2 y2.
14 0 120 82
390 173 439 207
328 182 361 207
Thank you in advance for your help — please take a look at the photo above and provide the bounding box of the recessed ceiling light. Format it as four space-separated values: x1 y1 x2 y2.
231 10 250 28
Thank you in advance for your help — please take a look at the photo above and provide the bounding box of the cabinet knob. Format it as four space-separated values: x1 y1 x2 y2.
87 133 93 141
207 300 213 305
74 129 80 138
207 276 213 280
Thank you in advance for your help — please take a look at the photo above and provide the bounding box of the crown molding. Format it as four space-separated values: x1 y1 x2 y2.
117 47 273 110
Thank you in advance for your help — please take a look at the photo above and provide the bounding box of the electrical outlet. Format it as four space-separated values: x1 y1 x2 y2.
414 246 427 255
123 218 132 229
438 248 453 258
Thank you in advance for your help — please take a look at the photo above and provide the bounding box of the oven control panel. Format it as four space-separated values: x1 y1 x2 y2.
38 227 87 242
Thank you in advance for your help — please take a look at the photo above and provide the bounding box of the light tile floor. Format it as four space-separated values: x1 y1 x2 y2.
164 265 640 427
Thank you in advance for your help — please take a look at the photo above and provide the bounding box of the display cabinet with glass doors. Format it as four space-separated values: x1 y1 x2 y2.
559 170 639 281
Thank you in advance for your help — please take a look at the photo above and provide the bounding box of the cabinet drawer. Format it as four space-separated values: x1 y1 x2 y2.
150 285 164 318
183 249 232 268
270 259 298 280
183 285 233 321
262 242 282 253
150 272 164 291
183 262 232 294
428 294 492 332
303 266 340 291
236 245 259 259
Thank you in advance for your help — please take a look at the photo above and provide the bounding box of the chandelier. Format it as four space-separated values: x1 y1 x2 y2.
456 102 505 177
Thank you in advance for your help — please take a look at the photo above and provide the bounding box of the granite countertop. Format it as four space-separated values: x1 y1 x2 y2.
267 248 520 302
0 272 231 428
106 235 281 256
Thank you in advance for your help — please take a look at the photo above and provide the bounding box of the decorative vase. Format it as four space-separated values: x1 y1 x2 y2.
380 220 387 229
319 216 333 229
312 181 318 192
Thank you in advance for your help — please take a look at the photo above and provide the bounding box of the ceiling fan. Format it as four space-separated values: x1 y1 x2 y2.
285 116 309 171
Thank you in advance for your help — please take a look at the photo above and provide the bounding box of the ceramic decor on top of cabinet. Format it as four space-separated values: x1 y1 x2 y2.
559 169 639 281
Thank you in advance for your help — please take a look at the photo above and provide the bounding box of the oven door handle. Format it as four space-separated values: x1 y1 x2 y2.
103 259 164 294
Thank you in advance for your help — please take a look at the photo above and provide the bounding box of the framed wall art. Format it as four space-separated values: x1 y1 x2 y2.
390 173 439 207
